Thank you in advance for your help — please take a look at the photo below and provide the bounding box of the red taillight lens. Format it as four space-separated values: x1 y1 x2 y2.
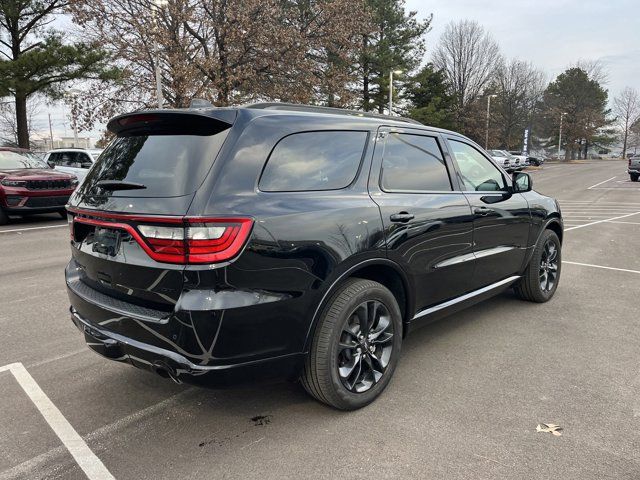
185 219 253 264
69 209 253 265
136 220 252 263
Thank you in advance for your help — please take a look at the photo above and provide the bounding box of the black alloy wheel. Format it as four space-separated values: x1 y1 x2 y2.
337 300 394 393
301 278 403 410
539 238 559 293
514 229 561 303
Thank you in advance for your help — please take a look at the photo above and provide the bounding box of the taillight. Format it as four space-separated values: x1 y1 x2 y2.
69 209 253 265
136 219 253 264
185 219 252 263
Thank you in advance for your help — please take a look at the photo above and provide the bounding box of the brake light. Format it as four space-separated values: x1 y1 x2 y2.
117 114 159 127
68 209 253 264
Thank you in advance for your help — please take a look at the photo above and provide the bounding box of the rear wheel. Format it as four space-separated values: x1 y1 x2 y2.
631 173 639 182
301 278 403 410
0 208 8 225
514 229 561 303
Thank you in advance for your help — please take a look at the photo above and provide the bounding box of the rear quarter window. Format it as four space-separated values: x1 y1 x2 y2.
259 131 368 192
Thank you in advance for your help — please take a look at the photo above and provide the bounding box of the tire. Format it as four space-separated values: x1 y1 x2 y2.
301 278 403 410
514 229 561 303
0 208 8 225
631 174 639 182
58 209 67 219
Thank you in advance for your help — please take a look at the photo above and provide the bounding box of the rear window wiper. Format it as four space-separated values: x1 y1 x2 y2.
95 180 147 190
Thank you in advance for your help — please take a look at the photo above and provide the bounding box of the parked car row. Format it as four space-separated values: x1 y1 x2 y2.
488 150 544 171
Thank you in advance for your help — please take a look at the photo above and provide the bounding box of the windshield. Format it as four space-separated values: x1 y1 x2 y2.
0 151 50 169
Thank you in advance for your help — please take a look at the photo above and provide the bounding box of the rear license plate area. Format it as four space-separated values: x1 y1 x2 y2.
92 227 121 256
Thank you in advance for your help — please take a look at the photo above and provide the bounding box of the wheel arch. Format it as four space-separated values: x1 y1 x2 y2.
303 258 414 352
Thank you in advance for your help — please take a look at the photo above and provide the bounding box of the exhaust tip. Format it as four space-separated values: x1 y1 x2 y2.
152 362 181 384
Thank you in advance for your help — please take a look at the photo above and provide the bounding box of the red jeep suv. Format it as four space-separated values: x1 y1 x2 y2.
0 147 78 224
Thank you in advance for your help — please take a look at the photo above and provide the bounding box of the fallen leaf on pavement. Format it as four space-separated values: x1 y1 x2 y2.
536 423 563 436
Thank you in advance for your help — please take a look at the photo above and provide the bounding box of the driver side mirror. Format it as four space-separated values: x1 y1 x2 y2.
47 160 55 168
512 172 532 193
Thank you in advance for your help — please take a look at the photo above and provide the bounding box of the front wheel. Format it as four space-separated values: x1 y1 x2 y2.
0 208 8 225
631 173 639 182
514 229 561 303
301 278 403 410
58 209 67 219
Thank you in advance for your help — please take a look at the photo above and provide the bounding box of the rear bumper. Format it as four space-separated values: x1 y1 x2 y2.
70 306 305 387
628 168 639 174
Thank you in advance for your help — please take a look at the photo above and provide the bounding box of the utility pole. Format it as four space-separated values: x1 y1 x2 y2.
558 112 567 160
48 113 54 149
152 0 168 109
388 70 403 116
485 94 497 150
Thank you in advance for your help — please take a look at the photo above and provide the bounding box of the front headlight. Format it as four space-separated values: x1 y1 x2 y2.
1 179 27 187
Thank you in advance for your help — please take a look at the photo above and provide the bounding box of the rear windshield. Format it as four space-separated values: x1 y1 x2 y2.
81 131 228 198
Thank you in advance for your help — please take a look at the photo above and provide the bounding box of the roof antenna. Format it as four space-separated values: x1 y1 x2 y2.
189 98 213 109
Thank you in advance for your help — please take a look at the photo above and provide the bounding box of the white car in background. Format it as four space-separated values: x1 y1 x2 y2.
44 148 103 183
488 149 522 172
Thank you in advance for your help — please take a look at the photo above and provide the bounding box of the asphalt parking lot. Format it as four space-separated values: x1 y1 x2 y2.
1 159 639 480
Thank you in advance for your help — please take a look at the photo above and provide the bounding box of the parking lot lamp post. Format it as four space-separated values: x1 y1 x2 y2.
485 94 497 149
558 112 567 160
151 0 168 108
389 70 403 116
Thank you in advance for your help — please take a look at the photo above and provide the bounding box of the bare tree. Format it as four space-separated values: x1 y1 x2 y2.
0 97 43 146
574 59 609 85
492 59 546 150
613 87 640 158
69 0 371 130
431 19 502 128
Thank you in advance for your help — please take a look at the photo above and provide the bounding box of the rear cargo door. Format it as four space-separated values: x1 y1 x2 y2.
66 110 235 314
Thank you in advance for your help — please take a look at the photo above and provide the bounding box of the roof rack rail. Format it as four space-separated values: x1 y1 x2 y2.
243 102 422 126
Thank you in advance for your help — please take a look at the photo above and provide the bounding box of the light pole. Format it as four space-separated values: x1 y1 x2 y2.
388 69 403 116
558 112 567 160
151 0 168 109
485 94 497 150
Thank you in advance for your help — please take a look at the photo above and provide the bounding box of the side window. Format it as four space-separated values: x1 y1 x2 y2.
448 140 507 192
47 152 63 166
380 133 452 192
58 153 75 167
259 131 368 192
77 153 92 168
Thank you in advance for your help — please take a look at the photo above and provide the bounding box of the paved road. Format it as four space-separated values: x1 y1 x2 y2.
1 160 639 480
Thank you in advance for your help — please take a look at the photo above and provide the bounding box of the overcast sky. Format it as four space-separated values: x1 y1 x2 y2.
406 0 640 96
34 0 640 142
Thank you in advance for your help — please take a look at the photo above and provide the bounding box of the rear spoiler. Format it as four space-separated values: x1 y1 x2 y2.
107 109 237 136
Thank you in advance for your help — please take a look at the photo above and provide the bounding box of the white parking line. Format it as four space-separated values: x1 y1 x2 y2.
0 362 115 480
587 176 617 189
0 224 67 234
565 212 640 231
606 220 640 225
563 261 640 275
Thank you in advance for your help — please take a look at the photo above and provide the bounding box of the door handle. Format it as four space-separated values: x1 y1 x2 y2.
390 212 415 223
473 207 494 216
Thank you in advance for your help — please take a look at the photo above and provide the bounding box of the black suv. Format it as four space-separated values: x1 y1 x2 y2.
65 104 563 410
